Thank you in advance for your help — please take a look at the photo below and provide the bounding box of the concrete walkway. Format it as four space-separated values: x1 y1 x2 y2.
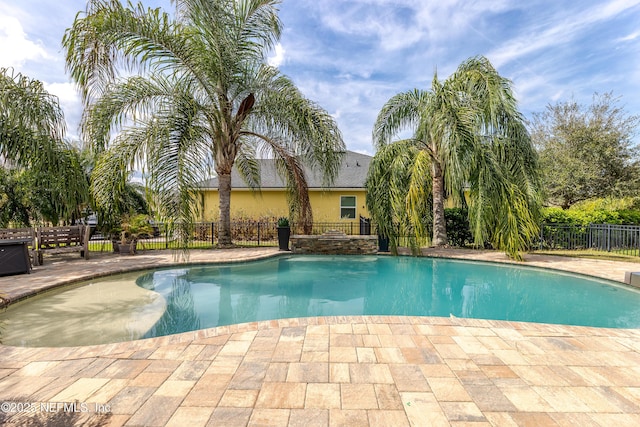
1 248 640 426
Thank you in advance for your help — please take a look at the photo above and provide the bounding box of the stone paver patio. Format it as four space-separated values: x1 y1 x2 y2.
1 248 640 426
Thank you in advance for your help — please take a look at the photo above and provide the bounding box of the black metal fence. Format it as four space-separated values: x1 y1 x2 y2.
539 223 640 256
88 220 378 252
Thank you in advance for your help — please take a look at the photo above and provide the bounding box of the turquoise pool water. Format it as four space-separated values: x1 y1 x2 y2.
3 255 640 346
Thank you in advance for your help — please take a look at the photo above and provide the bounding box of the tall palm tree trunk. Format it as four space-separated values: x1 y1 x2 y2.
218 172 233 246
431 160 447 246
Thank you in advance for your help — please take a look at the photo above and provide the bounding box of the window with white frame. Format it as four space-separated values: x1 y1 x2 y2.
340 196 356 219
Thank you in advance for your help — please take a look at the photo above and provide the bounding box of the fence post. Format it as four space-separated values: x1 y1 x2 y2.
165 224 169 249
257 222 261 246
211 222 215 246
607 223 611 252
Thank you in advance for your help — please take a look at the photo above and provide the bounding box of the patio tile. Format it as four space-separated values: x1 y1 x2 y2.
464 385 517 412
182 374 232 407
427 377 472 402
207 407 252 427
588 413 640 427
287 362 329 383
272 342 303 362
97 359 150 379
301 351 329 362
143 360 183 374
168 360 211 381
218 389 259 407
388 365 430 392
439 401 486 423
356 347 377 363
400 392 449 427
125 396 182 426
373 384 403 410
329 409 369 427
373 347 405 364
205 356 243 375
29 376 79 401
480 365 518 379
264 362 289 382
329 346 358 363
400 347 442 364
419 363 456 378
534 386 593 412
255 382 306 409
341 384 378 410
497 384 555 412
228 361 269 390
51 377 110 402
165 406 215 427
247 409 290 426
86 378 129 404
349 364 394 384
108 386 156 415
367 410 409 426
129 372 171 387
549 412 602 427
13 361 60 377
154 380 195 398
329 363 350 383
0 375 54 398
289 409 328 427
508 412 561 426
305 383 341 409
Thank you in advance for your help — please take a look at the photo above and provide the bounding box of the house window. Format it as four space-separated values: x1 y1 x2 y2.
340 196 356 219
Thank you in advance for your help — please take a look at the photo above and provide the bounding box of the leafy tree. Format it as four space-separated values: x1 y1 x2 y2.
0 168 31 227
368 56 542 259
63 0 344 247
0 68 90 225
530 92 640 209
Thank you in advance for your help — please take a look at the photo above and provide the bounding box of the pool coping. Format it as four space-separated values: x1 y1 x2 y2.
3 248 640 426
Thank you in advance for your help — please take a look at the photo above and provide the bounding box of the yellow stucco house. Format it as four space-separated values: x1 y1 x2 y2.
199 151 372 226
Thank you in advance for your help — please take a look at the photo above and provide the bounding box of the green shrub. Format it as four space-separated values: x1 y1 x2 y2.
541 201 640 226
445 208 473 247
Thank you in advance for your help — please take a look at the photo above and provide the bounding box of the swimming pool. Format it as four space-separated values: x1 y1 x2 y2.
2 255 640 347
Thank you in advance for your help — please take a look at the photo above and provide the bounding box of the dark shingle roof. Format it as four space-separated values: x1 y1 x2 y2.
200 151 371 190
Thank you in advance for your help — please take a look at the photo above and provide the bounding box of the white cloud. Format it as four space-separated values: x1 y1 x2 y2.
487 0 640 69
44 82 83 140
268 43 286 67
616 31 640 42
0 15 49 68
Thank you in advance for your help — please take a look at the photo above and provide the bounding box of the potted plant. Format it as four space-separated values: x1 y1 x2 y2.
118 214 154 255
277 217 291 251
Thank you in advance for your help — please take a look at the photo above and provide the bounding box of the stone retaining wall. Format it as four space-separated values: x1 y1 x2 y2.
290 230 378 255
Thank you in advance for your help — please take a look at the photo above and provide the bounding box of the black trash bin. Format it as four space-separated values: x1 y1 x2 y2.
0 239 32 276
359 216 371 235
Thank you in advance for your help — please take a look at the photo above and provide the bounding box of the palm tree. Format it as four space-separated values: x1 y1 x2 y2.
63 0 344 247
0 68 90 225
368 56 541 259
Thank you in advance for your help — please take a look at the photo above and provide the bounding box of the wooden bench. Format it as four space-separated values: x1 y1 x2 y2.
0 227 37 267
35 225 90 265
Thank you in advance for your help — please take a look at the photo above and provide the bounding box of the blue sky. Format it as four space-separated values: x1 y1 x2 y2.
2 0 640 154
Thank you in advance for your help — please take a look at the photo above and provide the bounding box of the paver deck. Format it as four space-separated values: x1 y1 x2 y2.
1 248 640 426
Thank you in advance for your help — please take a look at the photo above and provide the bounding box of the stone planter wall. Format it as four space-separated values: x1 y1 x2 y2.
291 230 378 255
